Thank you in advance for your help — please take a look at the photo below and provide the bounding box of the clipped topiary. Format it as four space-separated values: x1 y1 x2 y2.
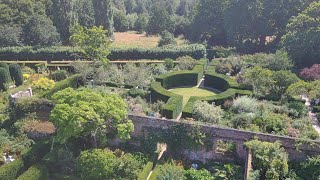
50 70 68 81
9 64 24 86
0 67 11 91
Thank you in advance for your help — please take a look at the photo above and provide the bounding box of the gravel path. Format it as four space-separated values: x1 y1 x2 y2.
301 95 320 135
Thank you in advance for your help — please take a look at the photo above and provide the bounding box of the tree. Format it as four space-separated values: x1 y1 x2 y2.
134 13 148 33
146 4 174 35
50 88 134 146
297 155 320 179
187 0 230 46
0 67 11 91
272 70 300 95
51 0 74 43
281 1 320 66
243 66 274 96
76 149 142 180
70 25 111 65
158 30 176 47
245 139 289 179
0 24 23 47
93 0 114 37
23 14 60 46
225 0 313 53
300 64 320 81
73 0 96 27
157 162 185 180
113 10 129 32
193 101 224 124
287 80 320 99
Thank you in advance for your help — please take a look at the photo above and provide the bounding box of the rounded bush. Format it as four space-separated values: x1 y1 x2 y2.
9 64 23 86
50 70 68 81
0 67 11 91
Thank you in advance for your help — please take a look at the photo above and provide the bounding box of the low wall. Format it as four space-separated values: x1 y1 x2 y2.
127 115 320 163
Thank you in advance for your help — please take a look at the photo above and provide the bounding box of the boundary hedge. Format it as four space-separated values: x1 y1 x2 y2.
0 46 234 61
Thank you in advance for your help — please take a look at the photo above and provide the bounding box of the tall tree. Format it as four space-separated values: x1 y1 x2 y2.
93 0 114 37
51 0 74 43
187 0 230 46
73 0 96 27
146 4 174 35
281 1 320 66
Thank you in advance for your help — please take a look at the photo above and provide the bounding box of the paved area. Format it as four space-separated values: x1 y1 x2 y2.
302 95 320 135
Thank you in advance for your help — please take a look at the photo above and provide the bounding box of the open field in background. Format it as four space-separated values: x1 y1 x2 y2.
111 31 188 49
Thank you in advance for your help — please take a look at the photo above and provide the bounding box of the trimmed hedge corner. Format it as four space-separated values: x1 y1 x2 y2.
0 159 24 180
163 96 183 119
16 164 48 180
42 74 81 98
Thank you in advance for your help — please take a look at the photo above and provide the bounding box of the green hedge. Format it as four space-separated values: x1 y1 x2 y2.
42 74 81 98
182 89 253 118
12 98 53 120
163 96 183 119
9 64 23 86
0 160 24 180
156 59 207 89
0 45 208 61
16 164 48 180
150 82 183 119
313 106 320 113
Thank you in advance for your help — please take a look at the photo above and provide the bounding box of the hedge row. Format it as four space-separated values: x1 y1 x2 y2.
42 74 82 98
16 164 48 180
150 82 183 119
182 89 253 118
0 46 234 61
156 59 208 89
162 96 183 119
0 160 24 180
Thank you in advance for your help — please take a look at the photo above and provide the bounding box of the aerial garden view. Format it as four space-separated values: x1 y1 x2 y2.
0 0 319 180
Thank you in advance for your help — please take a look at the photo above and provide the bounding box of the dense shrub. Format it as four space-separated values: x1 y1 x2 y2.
150 82 175 103
157 163 185 180
193 101 224 124
9 64 23 86
12 97 53 120
22 140 51 168
158 30 177 47
287 101 308 118
231 96 259 114
50 70 68 81
0 67 11 91
127 88 148 98
0 159 24 180
16 164 48 180
164 58 175 69
175 56 196 70
32 77 55 92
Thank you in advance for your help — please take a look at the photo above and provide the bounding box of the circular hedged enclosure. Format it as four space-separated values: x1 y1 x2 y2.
150 59 253 119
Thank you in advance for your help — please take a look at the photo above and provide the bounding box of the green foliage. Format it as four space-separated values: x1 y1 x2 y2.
175 56 196 71
0 25 22 47
70 25 111 65
158 30 177 47
23 14 60 46
185 168 214 180
156 162 185 180
135 13 149 33
9 64 23 86
32 77 55 92
12 97 53 120
163 95 183 119
231 96 259 114
295 155 320 179
164 58 175 69
43 74 81 98
22 140 50 168
245 139 289 179
287 101 308 118
43 146 75 175
50 88 133 144
114 10 129 32
0 67 11 91
193 101 224 124
128 88 148 98
0 129 33 157
92 0 114 37
281 1 320 66
147 4 174 35
272 70 299 95
244 66 274 96
76 149 142 180
0 159 24 180
16 164 48 180
50 70 68 82
0 62 9 71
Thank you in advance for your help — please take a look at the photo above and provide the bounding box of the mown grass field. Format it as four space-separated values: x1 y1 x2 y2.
170 87 218 106
111 31 187 49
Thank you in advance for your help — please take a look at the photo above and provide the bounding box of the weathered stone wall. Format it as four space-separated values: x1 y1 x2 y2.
128 115 320 163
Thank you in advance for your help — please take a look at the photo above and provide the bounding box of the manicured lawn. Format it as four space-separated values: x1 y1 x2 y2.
170 87 218 106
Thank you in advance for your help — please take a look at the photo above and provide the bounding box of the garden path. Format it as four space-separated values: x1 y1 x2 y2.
301 95 320 135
